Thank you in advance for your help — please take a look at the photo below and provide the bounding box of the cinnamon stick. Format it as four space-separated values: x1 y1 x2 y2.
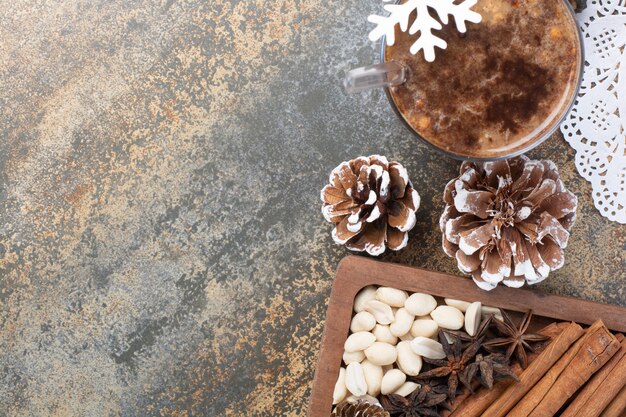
508 321 608 417
481 321 585 417
527 322 621 417
447 377 514 417
599 384 626 417
448 322 570 417
571 338 626 417
560 334 626 417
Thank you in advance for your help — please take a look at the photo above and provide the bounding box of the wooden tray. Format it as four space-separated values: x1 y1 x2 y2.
308 256 626 417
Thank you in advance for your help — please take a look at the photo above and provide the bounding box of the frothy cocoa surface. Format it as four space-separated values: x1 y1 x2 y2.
386 0 580 158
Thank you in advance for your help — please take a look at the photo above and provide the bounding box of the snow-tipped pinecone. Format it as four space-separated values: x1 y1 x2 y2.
321 155 420 256
331 401 390 417
440 156 577 290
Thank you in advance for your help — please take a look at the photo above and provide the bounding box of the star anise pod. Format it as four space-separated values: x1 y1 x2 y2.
443 314 493 348
482 309 549 369
416 331 481 402
380 384 447 417
406 379 452 411
464 353 519 389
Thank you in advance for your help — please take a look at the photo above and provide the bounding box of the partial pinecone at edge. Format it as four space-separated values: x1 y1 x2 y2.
331 401 390 417
569 0 587 12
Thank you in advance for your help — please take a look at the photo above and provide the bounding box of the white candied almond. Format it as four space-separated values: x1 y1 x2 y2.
361 360 383 397
396 341 423 376
482 305 504 321
430 305 464 330
372 324 398 345
343 350 365 365
394 381 420 397
410 336 446 360
353 286 377 313
410 318 439 339
404 293 438 316
390 308 415 337
344 331 376 353
333 367 348 404
364 300 395 325
364 342 397 366
345 362 367 396
380 369 406 395
464 301 482 336
350 311 377 332
376 287 408 307
444 298 471 312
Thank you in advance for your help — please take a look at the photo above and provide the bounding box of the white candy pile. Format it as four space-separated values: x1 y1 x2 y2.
333 286 503 405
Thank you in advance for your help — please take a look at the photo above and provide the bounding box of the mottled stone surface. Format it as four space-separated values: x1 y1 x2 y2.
0 1 623 416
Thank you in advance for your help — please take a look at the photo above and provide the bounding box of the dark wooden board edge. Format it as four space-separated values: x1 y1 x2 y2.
307 256 626 417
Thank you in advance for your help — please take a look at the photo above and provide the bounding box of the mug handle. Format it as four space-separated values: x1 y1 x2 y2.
343 61 407 94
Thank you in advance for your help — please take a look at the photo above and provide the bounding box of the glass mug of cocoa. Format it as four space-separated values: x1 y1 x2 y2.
345 0 583 160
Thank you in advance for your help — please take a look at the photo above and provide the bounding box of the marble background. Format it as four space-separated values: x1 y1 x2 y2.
0 0 624 415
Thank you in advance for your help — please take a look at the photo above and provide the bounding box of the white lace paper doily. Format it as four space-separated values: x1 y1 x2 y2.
560 0 626 224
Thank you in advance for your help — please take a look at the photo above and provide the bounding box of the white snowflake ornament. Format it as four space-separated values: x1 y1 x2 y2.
368 0 482 62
